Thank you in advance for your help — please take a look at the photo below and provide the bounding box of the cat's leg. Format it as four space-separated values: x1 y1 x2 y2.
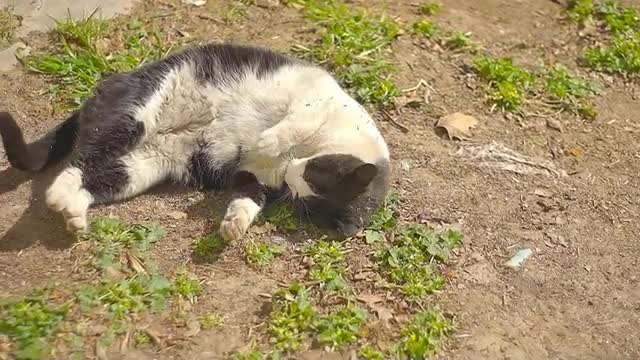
219 171 268 241
46 150 170 233
254 116 322 158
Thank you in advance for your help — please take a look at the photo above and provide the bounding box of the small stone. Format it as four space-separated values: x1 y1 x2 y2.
167 211 188 220
0 42 29 72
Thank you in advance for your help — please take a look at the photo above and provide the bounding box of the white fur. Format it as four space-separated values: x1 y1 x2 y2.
47 61 389 237
45 167 94 233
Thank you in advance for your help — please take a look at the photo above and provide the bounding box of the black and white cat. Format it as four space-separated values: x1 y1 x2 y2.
0 43 391 240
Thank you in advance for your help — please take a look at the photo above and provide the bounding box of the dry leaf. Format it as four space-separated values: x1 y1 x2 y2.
182 0 206 6
184 317 201 337
435 112 479 140
546 118 563 132
372 304 394 322
356 293 383 305
126 251 147 274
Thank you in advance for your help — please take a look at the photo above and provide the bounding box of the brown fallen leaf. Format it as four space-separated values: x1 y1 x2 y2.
434 112 479 140
372 304 394 323
546 118 563 132
184 317 201 337
126 251 147 274
356 293 383 305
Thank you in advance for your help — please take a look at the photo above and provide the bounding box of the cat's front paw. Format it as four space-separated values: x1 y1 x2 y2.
219 206 251 241
255 130 283 158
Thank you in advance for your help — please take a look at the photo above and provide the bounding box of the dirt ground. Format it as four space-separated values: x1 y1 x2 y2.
1 0 640 359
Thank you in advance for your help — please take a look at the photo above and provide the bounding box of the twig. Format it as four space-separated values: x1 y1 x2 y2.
381 109 410 133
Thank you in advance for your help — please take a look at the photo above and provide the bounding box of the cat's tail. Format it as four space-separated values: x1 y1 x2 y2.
0 111 80 172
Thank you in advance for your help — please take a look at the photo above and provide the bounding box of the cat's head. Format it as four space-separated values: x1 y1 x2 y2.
285 154 390 237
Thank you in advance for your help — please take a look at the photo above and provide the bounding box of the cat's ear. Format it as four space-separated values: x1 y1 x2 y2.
339 163 377 196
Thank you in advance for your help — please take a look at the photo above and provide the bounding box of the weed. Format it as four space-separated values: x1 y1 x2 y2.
584 31 640 74
412 19 439 38
392 309 452 358
445 31 473 50
420 2 442 16
359 345 386 360
269 284 315 351
192 233 227 262
0 291 69 360
292 0 400 106
567 0 594 23
304 239 348 291
232 349 282 360
544 64 600 118
96 274 173 320
134 330 151 346
473 56 535 111
368 191 400 232
21 11 173 106
312 306 367 349
201 312 225 329
245 241 283 268
173 272 202 303
376 225 462 300
222 0 255 24
261 202 299 231
0 6 20 41
84 217 165 271
544 64 599 100
598 0 639 34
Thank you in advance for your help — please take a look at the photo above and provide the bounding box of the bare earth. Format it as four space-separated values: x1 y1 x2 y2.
1 0 639 359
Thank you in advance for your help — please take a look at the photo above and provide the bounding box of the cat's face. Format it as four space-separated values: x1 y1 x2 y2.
285 154 390 237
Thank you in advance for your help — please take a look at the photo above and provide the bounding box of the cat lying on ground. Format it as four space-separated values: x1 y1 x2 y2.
0 43 391 241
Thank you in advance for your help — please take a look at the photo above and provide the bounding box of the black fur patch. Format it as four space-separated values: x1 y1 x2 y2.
298 154 391 237
0 111 79 172
229 171 268 209
187 142 243 190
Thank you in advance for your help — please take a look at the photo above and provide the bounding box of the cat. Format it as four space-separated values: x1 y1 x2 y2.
0 43 391 241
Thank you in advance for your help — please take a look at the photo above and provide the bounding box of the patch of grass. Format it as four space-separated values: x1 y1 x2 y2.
21 11 174 106
192 233 227 262
584 31 640 74
392 309 452 358
173 272 202 303
291 0 400 106
567 0 640 76
368 191 400 232
567 0 594 23
261 202 299 231
0 6 20 41
597 0 639 34
419 2 442 16
134 330 151 346
268 284 315 351
231 349 282 360
375 225 462 300
201 312 225 329
304 239 348 291
412 19 439 38
0 291 69 360
312 306 367 349
473 56 535 111
359 345 385 360
445 31 473 50
96 274 173 320
221 0 256 24
245 241 283 268
544 64 600 118
84 217 165 271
